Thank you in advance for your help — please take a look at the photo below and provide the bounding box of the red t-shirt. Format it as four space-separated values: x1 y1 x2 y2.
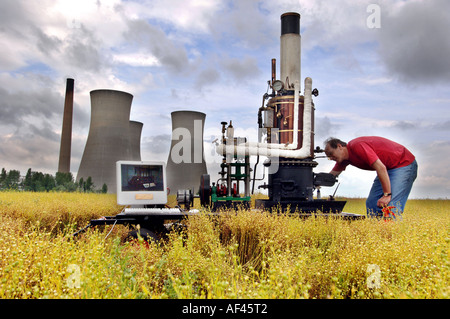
332 136 415 172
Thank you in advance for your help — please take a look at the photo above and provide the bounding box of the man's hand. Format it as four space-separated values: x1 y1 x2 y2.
372 159 392 208
377 194 391 208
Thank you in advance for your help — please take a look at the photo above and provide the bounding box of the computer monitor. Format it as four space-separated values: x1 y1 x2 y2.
116 160 168 206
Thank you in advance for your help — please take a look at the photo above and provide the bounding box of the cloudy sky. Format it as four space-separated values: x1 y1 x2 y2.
1 0 449 199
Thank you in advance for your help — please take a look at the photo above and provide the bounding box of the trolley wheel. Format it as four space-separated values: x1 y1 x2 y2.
199 174 211 206
126 227 158 243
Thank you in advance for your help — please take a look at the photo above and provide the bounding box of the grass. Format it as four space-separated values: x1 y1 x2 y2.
0 191 448 299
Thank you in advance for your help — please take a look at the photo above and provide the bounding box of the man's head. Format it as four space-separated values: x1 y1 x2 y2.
324 138 348 163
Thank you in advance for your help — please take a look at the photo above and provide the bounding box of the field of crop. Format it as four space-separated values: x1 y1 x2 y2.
0 191 448 299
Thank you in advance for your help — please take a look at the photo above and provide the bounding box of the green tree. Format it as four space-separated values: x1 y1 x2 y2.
42 174 55 192
0 168 7 188
78 177 84 191
55 172 73 187
0 168 99 193
55 172 77 192
85 176 94 192
23 168 33 191
6 170 21 189
31 171 45 192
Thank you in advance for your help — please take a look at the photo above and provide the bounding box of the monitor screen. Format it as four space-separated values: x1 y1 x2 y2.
116 161 167 205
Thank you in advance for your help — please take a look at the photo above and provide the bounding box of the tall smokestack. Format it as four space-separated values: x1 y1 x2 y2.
280 12 301 91
58 78 74 173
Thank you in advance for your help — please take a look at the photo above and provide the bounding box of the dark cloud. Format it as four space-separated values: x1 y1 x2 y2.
430 120 450 131
124 19 189 74
171 88 179 99
34 26 63 56
0 75 90 174
378 119 450 132
378 0 450 84
189 54 261 90
141 134 171 155
0 1 33 35
195 68 221 89
209 0 276 50
72 101 90 131
0 2 62 55
315 116 342 142
28 122 60 142
389 120 417 131
0 131 60 173
64 27 106 72
221 56 261 81
0 2 106 73
411 140 450 198
0 86 62 126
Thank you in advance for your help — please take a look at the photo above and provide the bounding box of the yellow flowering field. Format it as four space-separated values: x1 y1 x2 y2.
0 191 448 299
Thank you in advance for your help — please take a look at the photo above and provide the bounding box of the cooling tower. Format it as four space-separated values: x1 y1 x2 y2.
58 78 74 173
77 89 138 193
129 120 143 161
166 110 207 192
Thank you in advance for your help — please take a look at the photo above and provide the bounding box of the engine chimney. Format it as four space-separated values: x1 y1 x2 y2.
280 12 301 91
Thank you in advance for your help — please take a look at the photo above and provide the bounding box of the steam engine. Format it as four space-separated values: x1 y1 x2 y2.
200 12 347 215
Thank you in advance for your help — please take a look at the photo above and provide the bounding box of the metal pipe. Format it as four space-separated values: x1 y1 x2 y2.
251 155 260 194
292 79 299 148
271 58 276 86
227 163 232 197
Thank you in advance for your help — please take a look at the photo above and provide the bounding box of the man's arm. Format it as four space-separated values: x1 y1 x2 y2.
372 159 392 207
330 170 342 177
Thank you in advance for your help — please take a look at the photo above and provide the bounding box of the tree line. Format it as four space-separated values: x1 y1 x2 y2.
0 168 108 193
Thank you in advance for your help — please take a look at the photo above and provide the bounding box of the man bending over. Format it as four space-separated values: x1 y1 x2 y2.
324 136 418 219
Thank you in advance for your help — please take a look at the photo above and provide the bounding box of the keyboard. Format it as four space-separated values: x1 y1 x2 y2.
122 207 199 215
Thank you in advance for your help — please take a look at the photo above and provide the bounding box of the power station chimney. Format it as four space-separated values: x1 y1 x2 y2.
77 89 137 193
166 111 208 192
58 78 74 173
